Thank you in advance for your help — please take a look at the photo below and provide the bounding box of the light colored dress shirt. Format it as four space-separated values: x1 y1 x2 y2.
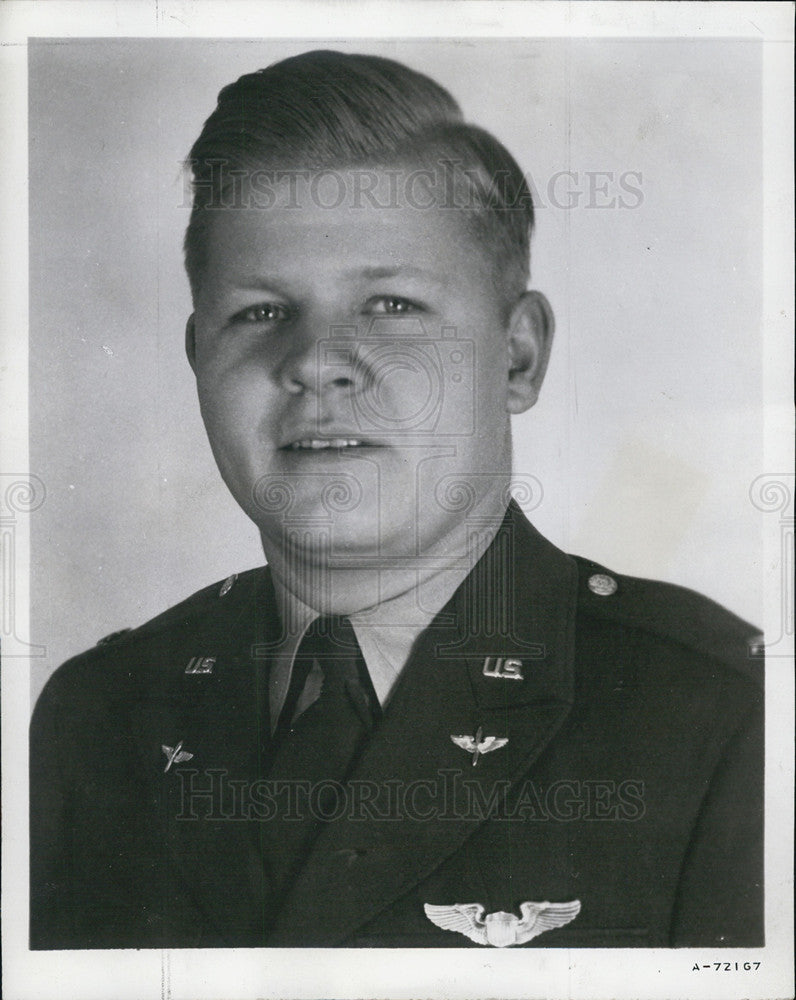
267 536 497 735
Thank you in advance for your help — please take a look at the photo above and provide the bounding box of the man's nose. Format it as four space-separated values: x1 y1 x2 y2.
275 322 359 396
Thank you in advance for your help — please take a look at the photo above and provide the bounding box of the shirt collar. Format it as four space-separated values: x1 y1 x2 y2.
267 518 501 733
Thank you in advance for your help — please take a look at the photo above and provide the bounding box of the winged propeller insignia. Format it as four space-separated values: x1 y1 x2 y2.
424 899 581 947
450 726 508 765
162 741 194 772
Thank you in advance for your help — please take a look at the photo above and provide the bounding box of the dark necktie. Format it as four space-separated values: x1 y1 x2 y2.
273 615 379 745
260 616 381 910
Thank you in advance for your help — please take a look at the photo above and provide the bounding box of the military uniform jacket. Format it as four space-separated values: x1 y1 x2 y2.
30 503 764 949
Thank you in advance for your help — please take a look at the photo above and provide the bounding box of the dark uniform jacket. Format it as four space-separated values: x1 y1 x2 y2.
30 502 764 949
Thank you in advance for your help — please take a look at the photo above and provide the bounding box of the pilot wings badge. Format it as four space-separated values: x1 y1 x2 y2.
450 726 508 765
162 741 194 772
424 900 581 947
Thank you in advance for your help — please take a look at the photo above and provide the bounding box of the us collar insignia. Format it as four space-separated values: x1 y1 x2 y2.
424 900 581 947
185 655 216 675
162 741 194 772
482 656 524 680
450 726 508 765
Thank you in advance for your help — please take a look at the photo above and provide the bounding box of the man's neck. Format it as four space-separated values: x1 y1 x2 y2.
261 488 511 617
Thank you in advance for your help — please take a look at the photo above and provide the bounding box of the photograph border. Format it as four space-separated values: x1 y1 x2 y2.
2 3 793 999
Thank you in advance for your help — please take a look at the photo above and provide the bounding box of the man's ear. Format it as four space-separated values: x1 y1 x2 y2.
185 314 197 373
506 290 554 414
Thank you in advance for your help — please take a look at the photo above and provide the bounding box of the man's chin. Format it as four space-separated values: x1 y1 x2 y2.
257 508 395 564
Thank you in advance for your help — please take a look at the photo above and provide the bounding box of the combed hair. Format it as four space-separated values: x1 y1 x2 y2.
184 50 535 302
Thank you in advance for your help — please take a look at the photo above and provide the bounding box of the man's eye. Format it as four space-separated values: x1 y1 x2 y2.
232 303 292 324
365 296 421 315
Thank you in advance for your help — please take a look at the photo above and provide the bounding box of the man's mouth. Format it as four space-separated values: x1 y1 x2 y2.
282 438 374 451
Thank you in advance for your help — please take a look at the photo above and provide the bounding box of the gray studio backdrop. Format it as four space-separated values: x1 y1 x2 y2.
29 37 762 702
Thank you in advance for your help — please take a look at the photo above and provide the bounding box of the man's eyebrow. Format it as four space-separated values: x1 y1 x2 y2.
346 265 445 285
234 266 444 292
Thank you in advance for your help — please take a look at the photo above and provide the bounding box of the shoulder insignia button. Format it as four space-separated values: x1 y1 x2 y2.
587 573 618 597
96 628 132 646
218 574 237 597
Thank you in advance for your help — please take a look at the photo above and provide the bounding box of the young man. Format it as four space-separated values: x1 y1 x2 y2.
30 50 763 950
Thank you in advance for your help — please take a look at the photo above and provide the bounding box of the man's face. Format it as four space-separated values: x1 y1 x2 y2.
188 171 521 566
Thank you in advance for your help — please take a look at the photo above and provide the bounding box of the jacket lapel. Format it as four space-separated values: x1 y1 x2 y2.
268 503 579 945
125 568 279 945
